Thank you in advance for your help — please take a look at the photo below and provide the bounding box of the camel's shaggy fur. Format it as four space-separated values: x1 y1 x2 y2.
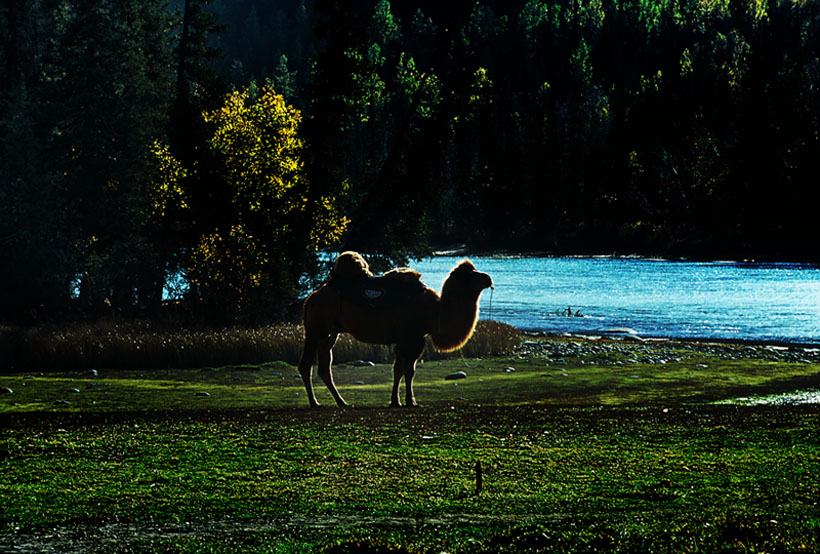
330 250 373 279
298 251 493 407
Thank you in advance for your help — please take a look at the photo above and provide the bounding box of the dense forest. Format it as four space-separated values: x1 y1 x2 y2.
1 0 819 325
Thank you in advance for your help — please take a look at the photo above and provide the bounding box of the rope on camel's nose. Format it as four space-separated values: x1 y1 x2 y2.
488 286 494 322
459 348 473 369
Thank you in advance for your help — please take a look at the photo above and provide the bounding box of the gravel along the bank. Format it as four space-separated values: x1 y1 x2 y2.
518 332 820 366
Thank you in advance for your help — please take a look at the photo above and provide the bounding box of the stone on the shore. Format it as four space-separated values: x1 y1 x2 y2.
602 327 639 335
445 371 468 381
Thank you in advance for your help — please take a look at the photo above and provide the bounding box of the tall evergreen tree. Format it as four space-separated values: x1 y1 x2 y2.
0 1 78 321
44 0 174 316
170 0 227 163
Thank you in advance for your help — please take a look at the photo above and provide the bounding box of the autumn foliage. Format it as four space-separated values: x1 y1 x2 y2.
151 87 348 321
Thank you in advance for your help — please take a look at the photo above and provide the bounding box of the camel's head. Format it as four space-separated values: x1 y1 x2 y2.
432 259 494 352
442 260 493 296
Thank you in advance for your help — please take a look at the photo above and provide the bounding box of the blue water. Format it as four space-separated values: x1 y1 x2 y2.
409 256 820 345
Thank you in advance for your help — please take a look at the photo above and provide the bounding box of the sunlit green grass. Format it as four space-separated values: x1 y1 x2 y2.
2 349 817 413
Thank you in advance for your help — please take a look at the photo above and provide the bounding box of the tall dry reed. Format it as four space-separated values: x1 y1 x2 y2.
1 320 520 372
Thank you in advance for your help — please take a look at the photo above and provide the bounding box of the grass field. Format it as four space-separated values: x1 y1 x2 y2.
1 334 819 553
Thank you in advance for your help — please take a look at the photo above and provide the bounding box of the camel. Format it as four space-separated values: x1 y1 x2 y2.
297 251 493 408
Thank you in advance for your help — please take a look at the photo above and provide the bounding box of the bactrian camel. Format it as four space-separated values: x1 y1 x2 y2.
298 251 493 407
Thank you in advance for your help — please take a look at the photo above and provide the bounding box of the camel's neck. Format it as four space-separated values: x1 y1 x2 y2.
431 289 481 352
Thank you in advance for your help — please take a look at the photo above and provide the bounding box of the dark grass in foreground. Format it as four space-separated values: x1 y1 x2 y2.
1 405 818 553
1 335 819 553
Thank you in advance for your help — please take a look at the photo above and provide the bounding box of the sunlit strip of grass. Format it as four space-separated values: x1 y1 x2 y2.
2 354 819 414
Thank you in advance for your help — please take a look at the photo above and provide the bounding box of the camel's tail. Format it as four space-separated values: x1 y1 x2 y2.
302 290 314 325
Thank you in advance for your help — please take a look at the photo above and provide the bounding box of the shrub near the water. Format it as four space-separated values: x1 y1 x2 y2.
459 320 522 358
1 320 520 372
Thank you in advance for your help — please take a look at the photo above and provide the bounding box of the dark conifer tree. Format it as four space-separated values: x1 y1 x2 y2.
0 1 79 321
44 0 173 316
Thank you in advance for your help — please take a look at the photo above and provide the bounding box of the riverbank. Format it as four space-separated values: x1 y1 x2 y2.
519 331 820 364
432 242 820 265
432 232 820 264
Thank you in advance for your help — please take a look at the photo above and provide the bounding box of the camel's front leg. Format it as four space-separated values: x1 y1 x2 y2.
317 333 349 407
390 357 419 408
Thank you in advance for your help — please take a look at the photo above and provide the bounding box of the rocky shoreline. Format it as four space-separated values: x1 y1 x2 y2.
518 331 820 365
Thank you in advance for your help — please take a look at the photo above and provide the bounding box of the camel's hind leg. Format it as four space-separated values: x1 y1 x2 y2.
298 333 321 408
317 333 349 407
390 361 404 408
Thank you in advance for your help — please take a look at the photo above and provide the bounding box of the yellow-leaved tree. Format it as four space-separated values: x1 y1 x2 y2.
150 86 347 322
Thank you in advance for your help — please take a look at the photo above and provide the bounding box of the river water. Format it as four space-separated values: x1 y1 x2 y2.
409 256 820 345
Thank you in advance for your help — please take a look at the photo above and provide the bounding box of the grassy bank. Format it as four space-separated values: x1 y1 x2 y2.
1 334 819 553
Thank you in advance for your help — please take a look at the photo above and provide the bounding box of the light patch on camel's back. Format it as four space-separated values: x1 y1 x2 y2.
383 267 422 282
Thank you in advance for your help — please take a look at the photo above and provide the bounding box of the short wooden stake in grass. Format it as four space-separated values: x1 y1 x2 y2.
475 460 483 496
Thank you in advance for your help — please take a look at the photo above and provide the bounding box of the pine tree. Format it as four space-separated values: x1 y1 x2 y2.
44 0 174 316
170 0 228 163
0 1 78 321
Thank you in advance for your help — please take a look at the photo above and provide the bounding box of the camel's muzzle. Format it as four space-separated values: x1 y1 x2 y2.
479 272 494 291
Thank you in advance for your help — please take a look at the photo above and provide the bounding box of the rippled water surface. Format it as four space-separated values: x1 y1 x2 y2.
410 256 820 345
